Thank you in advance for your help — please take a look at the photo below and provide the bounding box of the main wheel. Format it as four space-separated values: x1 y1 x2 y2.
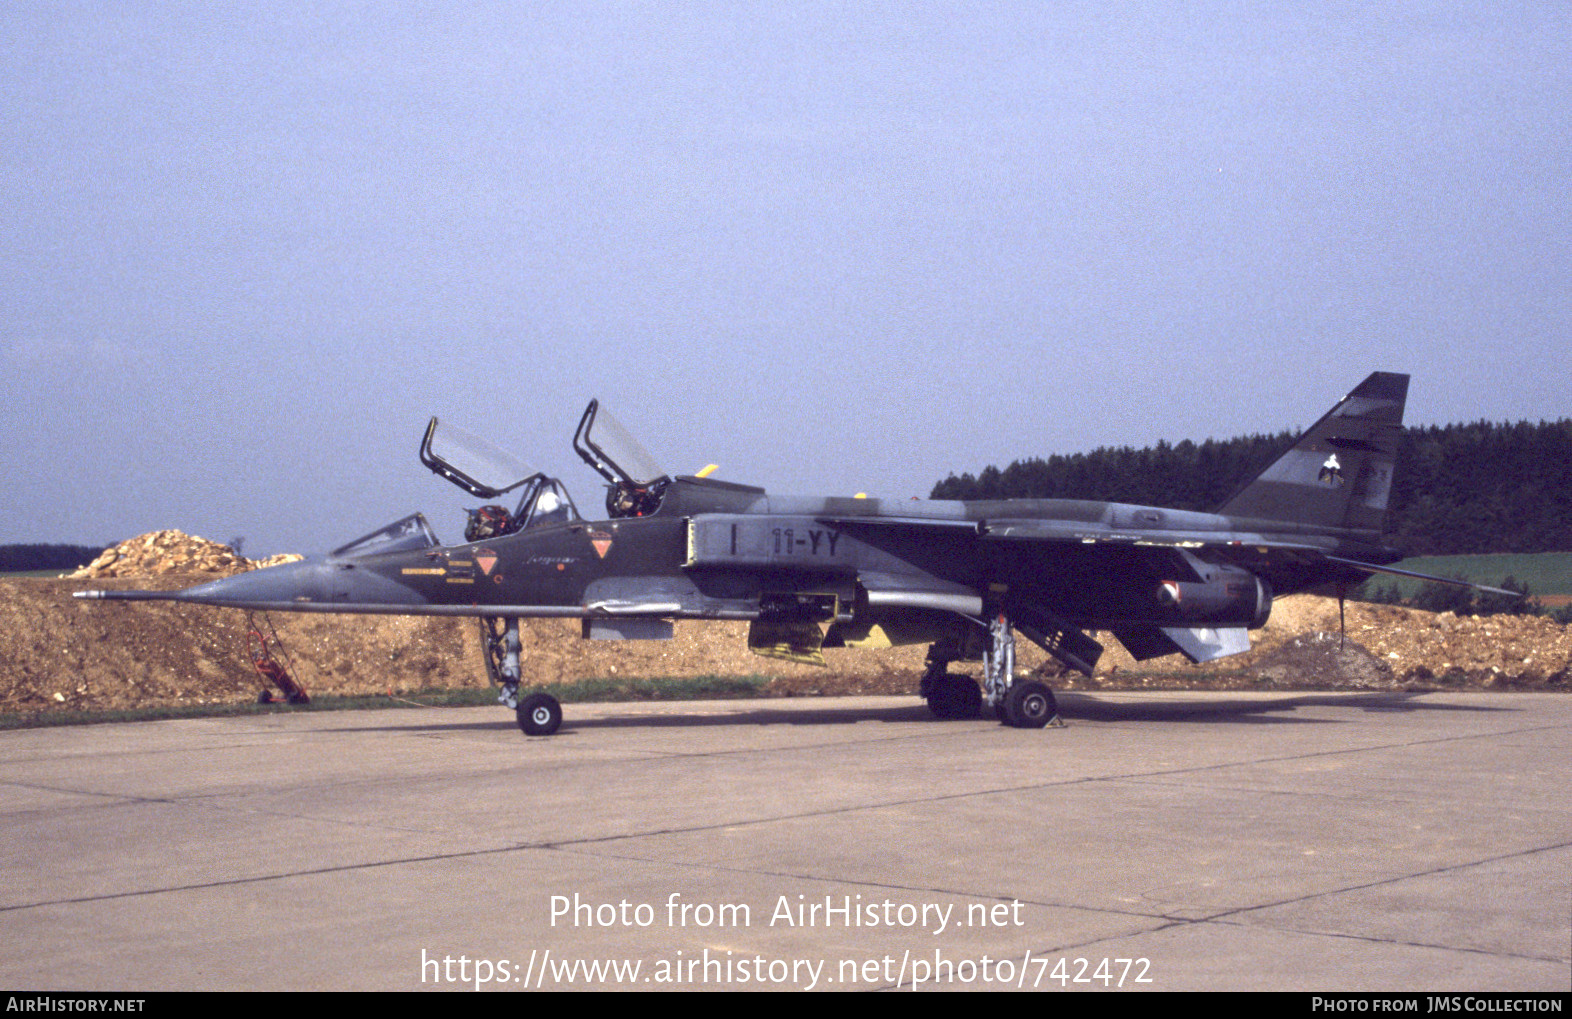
925 674 982 719
517 692 563 736
1002 680 1056 729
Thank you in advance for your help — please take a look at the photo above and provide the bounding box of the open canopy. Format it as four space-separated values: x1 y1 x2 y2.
420 401 672 523
419 418 540 499
573 399 667 487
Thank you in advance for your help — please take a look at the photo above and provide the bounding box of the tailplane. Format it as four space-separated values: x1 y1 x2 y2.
1217 372 1408 535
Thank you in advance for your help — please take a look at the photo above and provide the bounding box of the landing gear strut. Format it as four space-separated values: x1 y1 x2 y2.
922 612 1061 729
481 616 562 736
985 612 1057 729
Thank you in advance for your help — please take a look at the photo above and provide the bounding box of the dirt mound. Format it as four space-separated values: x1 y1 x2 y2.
1248 633 1394 688
67 528 309 578
69 530 304 579
69 531 248 578
1 570 1566 717
1051 597 1570 692
0 577 953 713
1253 599 1572 689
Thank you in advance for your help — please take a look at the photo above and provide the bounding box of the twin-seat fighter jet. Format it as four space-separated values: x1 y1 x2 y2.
78 373 1505 736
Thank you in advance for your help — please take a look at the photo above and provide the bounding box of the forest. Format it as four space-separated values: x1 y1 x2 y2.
0 543 104 573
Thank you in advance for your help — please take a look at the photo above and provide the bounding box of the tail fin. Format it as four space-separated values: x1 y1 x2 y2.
1217 372 1408 534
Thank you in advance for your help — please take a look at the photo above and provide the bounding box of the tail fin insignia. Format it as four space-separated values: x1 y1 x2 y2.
1217 371 1409 534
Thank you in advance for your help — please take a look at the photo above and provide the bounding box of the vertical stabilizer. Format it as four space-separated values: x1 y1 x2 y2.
1217 372 1408 534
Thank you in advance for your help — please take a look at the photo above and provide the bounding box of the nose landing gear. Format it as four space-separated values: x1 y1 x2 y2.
482 616 563 736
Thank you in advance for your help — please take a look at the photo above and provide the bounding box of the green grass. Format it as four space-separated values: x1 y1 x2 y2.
0 674 775 730
1368 552 1572 599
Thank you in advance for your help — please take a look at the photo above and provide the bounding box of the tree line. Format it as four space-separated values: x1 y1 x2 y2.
930 418 1572 556
0 543 106 573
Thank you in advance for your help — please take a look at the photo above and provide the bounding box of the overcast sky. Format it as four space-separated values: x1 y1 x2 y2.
3 3 1567 555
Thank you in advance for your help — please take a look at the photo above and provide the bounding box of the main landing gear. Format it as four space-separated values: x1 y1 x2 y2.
922 612 1060 729
919 665 983 719
481 617 563 736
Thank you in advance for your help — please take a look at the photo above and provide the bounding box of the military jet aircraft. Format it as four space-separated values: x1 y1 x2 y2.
77 372 1512 736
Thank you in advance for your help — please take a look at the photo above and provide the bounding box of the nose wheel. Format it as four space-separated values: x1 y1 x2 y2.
484 616 565 737
517 692 563 736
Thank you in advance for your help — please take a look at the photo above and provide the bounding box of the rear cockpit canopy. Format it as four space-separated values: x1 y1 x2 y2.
573 400 672 517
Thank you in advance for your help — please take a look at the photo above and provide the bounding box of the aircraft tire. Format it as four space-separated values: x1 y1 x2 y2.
1002 681 1056 729
926 674 982 719
517 692 563 736
954 676 982 718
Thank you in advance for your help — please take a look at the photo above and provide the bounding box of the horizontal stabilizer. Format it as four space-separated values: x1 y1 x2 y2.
1322 556 1526 598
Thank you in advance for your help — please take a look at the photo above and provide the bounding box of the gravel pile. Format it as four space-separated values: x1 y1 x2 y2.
69 531 302 579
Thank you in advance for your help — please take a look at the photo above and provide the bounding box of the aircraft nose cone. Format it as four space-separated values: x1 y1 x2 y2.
173 558 426 609
173 559 332 607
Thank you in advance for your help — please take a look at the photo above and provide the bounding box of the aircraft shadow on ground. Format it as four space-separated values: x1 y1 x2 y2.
335 689 1517 737
1050 690 1515 723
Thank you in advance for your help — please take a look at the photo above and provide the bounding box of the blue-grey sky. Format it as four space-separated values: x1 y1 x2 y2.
3 3 1567 555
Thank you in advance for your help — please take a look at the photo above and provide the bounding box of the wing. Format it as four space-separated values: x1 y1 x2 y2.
819 514 1281 672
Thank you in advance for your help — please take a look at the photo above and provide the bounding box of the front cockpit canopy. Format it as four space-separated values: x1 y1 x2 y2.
420 417 580 540
332 512 441 558
420 418 539 499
